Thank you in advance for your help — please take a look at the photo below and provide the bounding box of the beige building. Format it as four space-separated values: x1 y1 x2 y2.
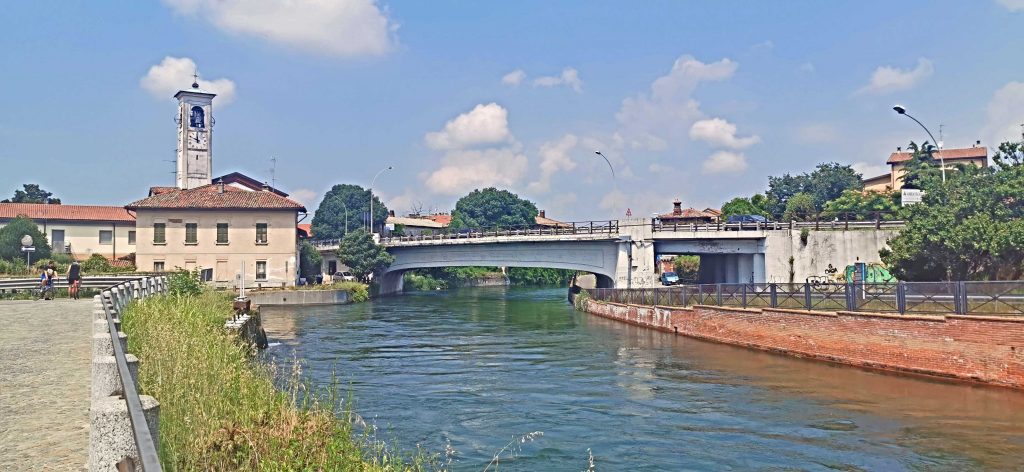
0 203 136 260
127 182 305 288
863 143 988 192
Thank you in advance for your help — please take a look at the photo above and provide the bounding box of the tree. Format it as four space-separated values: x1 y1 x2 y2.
311 184 389 240
782 192 816 221
2 184 61 204
765 163 862 217
298 241 323 280
823 190 900 219
881 137 1024 280
449 188 538 229
673 255 700 283
0 216 51 262
337 229 394 283
720 194 771 218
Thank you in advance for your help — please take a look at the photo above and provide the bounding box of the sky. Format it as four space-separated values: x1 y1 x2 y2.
3 0 1024 221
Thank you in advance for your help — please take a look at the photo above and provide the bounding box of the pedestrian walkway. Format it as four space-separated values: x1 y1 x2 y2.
0 299 93 471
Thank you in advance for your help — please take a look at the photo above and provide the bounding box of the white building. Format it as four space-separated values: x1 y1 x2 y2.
0 203 136 261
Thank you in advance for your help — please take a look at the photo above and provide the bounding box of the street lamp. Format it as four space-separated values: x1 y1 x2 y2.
595 151 625 215
369 165 393 234
20 235 35 270
893 105 946 183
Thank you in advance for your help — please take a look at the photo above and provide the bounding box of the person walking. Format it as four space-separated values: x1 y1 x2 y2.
67 260 81 300
38 265 55 300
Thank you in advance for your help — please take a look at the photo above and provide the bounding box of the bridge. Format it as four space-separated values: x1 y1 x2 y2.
312 218 904 295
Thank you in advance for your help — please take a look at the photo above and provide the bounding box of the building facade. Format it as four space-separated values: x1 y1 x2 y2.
127 184 304 287
862 143 989 192
0 203 136 260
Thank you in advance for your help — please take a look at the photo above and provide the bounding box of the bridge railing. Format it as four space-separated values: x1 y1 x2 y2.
309 220 621 247
652 212 904 232
589 281 1024 316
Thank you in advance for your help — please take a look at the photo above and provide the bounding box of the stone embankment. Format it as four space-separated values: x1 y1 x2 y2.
248 289 351 306
583 298 1024 388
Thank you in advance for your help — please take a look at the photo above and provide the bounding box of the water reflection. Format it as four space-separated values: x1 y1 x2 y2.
260 287 1024 471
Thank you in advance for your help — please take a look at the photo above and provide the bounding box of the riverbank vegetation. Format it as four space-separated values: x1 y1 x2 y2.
403 266 576 291
121 291 434 470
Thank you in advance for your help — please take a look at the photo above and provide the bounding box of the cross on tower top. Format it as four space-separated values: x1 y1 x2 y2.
191 70 200 89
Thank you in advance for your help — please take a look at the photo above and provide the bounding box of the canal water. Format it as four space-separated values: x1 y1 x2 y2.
260 287 1024 471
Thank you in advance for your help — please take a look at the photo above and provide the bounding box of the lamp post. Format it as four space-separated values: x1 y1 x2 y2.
341 202 349 236
595 151 624 215
369 165 393 234
893 105 945 183
20 235 34 270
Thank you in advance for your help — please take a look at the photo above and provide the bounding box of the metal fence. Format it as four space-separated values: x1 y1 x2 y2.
99 276 168 471
589 281 1024 316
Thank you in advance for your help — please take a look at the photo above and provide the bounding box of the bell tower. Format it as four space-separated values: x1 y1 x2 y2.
174 76 216 189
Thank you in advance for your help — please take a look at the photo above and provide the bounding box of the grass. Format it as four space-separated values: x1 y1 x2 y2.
121 291 435 471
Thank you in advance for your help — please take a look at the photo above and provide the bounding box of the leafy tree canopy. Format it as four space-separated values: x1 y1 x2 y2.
2 184 61 204
765 163 862 217
337 229 394 283
782 192 817 221
881 134 1024 281
311 184 389 239
298 241 323 280
721 194 771 218
450 188 538 229
823 190 900 219
0 216 52 262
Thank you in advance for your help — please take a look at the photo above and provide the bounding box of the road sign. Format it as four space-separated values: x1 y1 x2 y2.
901 189 924 206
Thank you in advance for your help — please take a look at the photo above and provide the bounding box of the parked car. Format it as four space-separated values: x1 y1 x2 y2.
726 214 768 225
332 271 356 282
661 271 680 286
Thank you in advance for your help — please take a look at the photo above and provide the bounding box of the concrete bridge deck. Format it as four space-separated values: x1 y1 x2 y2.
0 299 94 470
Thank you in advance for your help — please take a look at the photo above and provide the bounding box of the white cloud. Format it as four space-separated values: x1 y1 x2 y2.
751 40 774 52
794 123 839 144
424 147 528 195
533 68 583 93
289 188 319 208
616 55 737 150
424 103 512 150
140 56 237 104
997 0 1024 11
161 0 396 57
502 69 526 87
528 134 579 193
702 151 748 174
982 81 1024 145
689 118 760 149
858 58 934 95
798 62 815 73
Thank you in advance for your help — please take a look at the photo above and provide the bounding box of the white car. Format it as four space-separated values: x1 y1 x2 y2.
332 271 356 282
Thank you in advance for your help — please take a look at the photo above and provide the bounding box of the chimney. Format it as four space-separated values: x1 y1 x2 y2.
976 139 981 147
897 146 902 152
261 182 270 192
673 199 682 215
388 210 395 217
539 210 546 218
217 178 225 194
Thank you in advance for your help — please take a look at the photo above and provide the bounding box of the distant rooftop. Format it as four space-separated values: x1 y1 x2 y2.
0 203 136 222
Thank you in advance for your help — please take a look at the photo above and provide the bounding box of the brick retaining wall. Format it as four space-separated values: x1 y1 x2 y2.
584 299 1024 388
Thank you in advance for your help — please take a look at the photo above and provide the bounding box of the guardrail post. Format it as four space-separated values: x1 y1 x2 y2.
896 282 907 314
697 285 703 305
845 283 855 311
804 283 812 310
741 284 747 308
769 283 778 308
716 284 722 306
956 281 968 314
680 286 688 307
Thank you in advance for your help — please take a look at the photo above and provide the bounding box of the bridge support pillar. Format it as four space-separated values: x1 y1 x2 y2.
752 253 766 284
725 255 739 283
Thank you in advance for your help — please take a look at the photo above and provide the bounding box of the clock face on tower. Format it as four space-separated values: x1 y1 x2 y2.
188 131 208 150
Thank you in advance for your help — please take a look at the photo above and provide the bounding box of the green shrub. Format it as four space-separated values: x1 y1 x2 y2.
333 281 369 302
0 216 51 262
573 289 591 311
168 269 202 297
800 228 810 246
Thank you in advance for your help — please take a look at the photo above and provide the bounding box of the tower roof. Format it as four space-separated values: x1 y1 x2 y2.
174 80 216 99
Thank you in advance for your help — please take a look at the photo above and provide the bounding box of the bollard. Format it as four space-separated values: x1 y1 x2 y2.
93 331 128 358
91 354 140 400
89 395 159 472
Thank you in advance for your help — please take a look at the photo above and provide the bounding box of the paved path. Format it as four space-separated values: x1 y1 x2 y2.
0 299 93 471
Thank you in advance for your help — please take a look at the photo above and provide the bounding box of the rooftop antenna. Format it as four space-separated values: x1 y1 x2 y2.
270 157 277 190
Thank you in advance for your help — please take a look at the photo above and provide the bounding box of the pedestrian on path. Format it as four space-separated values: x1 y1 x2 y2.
67 260 81 300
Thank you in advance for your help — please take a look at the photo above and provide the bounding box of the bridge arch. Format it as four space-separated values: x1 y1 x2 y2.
379 240 620 294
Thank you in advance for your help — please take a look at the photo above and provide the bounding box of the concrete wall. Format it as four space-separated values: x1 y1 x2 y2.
134 209 298 287
248 289 351 306
763 229 899 284
584 298 1024 389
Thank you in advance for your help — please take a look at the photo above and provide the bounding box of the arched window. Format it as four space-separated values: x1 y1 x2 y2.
189 106 205 128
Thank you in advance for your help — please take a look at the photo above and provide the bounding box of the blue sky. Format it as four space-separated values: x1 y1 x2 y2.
3 0 1024 220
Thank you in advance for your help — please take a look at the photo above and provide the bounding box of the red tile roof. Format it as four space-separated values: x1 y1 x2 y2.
658 208 714 220
887 146 987 164
425 214 452 226
126 184 306 211
297 223 312 238
0 203 136 222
